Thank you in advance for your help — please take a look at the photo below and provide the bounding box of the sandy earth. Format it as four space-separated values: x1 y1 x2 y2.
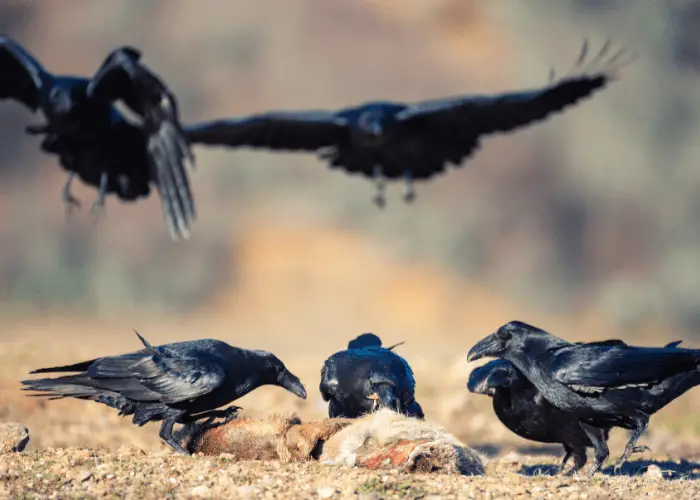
3 318 700 498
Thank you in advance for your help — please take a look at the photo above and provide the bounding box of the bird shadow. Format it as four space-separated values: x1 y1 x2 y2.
520 459 700 479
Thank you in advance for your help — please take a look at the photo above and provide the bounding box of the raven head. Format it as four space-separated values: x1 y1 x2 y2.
47 85 74 118
358 110 384 137
263 354 307 400
467 359 520 396
467 320 546 362
274 360 306 399
366 374 400 412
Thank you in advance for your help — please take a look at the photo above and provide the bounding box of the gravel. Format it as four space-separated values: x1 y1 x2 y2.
2 447 700 499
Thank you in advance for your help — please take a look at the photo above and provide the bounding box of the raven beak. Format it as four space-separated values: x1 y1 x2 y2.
279 371 307 400
467 333 503 362
369 384 397 411
466 376 492 396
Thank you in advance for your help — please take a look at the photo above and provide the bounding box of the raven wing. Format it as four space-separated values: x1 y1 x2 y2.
0 35 51 111
85 347 227 404
86 47 195 241
395 40 625 139
184 112 348 151
551 343 700 389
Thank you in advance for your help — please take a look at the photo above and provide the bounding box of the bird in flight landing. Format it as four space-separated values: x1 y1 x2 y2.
0 36 195 241
185 40 631 207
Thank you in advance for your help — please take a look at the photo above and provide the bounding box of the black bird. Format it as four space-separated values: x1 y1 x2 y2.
467 322 700 475
185 40 629 207
320 333 424 419
468 358 609 475
0 36 195 240
21 331 307 453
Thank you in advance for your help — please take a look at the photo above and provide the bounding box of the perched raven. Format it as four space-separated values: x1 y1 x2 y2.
468 358 609 475
319 333 423 419
467 322 700 475
21 331 307 453
185 40 629 207
0 36 195 240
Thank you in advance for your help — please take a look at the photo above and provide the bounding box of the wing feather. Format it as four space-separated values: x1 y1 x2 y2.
184 112 348 151
0 35 51 111
87 47 195 241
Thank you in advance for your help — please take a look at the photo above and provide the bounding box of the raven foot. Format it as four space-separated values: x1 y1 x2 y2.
162 437 191 455
612 444 650 473
372 193 386 209
402 170 415 203
62 173 82 217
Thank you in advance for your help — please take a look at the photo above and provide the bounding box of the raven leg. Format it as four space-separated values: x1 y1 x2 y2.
558 445 573 474
91 172 109 217
613 418 650 473
402 170 415 203
159 415 190 454
563 447 588 476
580 423 609 476
372 165 386 208
62 172 82 215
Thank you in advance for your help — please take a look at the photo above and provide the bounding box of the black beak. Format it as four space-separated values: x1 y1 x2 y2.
467 333 503 362
370 384 398 412
279 371 307 400
467 376 494 396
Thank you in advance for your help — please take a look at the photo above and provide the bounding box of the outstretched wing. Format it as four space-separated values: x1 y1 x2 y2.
551 343 700 389
0 35 52 111
85 348 226 404
87 47 195 241
185 111 348 152
395 40 627 140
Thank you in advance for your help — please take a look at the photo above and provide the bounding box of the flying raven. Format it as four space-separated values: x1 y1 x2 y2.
0 36 195 240
319 333 423 419
185 40 629 207
468 358 609 475
21 331 307 453
467 322 700 475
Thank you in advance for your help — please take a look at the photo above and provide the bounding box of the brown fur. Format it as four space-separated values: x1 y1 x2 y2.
179 409 484 475
188 412 301 458
281 418 354 462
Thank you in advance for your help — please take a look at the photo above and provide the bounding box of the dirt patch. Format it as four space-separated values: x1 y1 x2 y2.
2 448 700 499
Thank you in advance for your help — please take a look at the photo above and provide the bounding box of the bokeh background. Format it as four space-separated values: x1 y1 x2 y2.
2 0 700 458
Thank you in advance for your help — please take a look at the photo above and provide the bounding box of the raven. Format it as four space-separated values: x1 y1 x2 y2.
21 331 307 453
319 333 423 419
467 322 700 475
185 40 629 207
468 358 609 475
0 36 195 240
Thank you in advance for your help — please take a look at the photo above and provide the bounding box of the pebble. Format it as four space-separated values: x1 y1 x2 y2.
0 423 30 453
190 485 211 497
317 486 336 498
645 464 664 479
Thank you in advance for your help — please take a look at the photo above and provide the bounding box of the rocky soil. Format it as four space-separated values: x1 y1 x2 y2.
3 446 700 499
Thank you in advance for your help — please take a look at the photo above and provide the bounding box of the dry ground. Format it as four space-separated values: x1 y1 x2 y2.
3 317 700 498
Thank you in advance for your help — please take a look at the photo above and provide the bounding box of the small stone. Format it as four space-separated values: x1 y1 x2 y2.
317 487 336 498
190 485 210 497
77 469 93 482
0 423 29 453
645 464 664 479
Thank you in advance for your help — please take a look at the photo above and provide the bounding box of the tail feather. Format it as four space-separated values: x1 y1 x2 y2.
29 359 97 375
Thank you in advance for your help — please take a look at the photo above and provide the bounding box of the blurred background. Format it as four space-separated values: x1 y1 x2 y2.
2 0 700 458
